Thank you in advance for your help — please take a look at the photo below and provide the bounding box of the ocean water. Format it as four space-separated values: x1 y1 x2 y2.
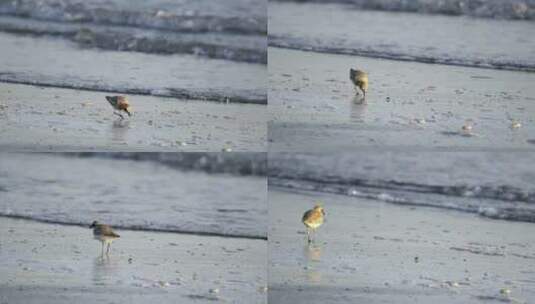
269 1 535 71
269 152 535 223
0 0 266 103
0 153 267 239
271 0 535 21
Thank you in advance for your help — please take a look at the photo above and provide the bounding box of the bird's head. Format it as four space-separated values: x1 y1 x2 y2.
314 204 325 216
90 220 98 228
349 68 356 79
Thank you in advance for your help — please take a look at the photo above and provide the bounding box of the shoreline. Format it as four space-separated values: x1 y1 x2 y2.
268 44 535 73
269 187 535 303
269 47 535 151
0 217 267 304
0 215 267 240
0 82 266 152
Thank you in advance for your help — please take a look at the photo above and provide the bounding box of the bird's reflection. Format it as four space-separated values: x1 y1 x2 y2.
111 119 130 142
92 255 119 286
304 243 322 261
350 96 367 123
303 243 323 284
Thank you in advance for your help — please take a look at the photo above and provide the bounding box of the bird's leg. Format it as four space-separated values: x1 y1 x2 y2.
113 111 124 120
307 228 311 244
106 243 111 255
101 241 105 257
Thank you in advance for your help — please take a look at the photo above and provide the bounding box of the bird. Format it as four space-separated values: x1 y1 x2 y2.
302 204 325 244
90 221 120 256
349 68 368 99
105 96 132 119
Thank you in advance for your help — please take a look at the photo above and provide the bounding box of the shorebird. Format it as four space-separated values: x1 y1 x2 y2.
90 221 120 256
105 96 132 119
302 204 325 244
349 68 368 99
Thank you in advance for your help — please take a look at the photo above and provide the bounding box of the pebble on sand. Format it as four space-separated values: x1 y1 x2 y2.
158 281 170 287
511 121 522 129
461 123 473 133
500 288 511 295
414 118 426 125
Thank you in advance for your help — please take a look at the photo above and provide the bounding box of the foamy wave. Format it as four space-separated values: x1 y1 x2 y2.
0 16 266 63
0 0 267 34
272 0 535 21
270 177 535 223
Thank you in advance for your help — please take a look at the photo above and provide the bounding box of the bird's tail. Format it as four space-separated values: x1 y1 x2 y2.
105 96 116 106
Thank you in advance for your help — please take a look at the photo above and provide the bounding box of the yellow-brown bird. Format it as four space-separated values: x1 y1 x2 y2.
349 68 368 99
106 95 132 119
90 221 120 256
302 204 325 243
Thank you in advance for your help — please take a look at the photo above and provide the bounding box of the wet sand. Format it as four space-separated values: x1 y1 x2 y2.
0 83 266 151
269 47 535 151
0 217 267 304
269 188 535 303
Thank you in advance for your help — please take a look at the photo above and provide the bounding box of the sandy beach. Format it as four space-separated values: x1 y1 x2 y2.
0 217 267 304
0 83 266 151
269 47 535 151
269 188 535 303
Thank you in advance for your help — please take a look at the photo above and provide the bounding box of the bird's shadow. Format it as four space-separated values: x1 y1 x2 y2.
304 242 322 262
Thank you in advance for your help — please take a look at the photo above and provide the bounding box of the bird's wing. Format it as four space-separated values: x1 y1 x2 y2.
99 225 120 238
303 210 322 224
302 209 313 223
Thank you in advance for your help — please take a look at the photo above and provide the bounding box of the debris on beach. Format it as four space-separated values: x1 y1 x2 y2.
500 288 511 295
158 281 170 287
510 121 522 129
444 281 459 288
414 118 426 125
461 123 473 133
